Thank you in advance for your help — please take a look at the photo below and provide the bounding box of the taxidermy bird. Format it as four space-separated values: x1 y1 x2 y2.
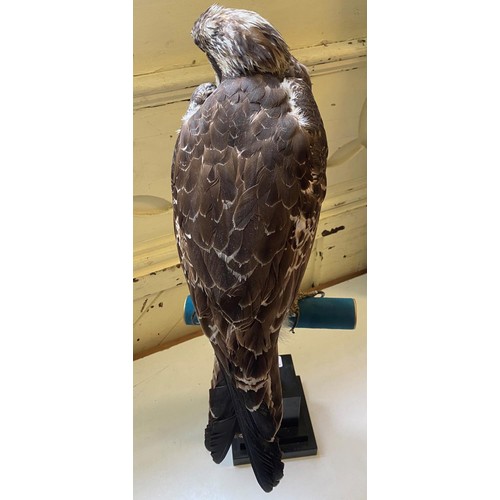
171 5 327 492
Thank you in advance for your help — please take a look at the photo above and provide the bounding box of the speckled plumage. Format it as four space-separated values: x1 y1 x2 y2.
171 5 327 492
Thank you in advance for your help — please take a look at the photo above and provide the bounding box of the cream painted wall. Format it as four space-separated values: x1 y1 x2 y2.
133 1 367 358
134 0 366 75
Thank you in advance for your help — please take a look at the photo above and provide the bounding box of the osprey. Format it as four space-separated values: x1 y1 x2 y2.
171 5 327 492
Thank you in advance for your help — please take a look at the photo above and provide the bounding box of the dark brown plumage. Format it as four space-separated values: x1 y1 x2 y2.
171 5 327 492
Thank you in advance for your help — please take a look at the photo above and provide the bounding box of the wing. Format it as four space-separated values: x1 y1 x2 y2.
172 73 326 343
171 72 327 491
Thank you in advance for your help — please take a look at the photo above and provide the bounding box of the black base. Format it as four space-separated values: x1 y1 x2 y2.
232 354 317 465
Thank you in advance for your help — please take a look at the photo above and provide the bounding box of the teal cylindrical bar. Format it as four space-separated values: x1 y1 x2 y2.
183 295 356 330
294 297 356 330
184 295 200 326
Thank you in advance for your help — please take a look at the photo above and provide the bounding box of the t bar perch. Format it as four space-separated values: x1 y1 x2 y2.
183 292 357 466
183 294 357 330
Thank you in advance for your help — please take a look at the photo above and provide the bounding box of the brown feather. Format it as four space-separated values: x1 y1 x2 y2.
172 7 328 492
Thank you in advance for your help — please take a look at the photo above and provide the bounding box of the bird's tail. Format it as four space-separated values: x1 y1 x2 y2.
226 376 284 493
204 373 238 464
205 354 284 493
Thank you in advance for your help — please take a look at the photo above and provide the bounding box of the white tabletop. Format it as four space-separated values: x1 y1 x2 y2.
134 274 366 499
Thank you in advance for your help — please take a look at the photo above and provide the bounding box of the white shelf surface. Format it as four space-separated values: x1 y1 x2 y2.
134 274 366 499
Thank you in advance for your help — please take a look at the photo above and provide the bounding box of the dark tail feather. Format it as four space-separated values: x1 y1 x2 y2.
205 380 238 464
225 377 284 493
